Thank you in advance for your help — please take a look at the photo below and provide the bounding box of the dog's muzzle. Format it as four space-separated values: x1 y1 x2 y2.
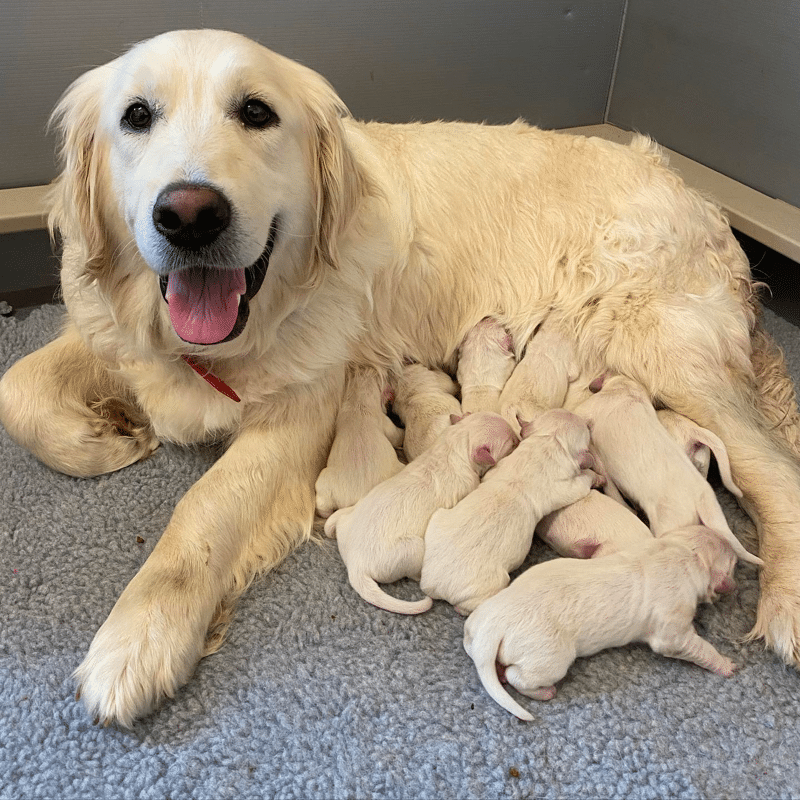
159 216 278 345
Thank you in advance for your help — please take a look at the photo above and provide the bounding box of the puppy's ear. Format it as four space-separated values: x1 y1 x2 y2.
301 72 368 283
48 67 112 279
473 445 497 467
588 374 606 393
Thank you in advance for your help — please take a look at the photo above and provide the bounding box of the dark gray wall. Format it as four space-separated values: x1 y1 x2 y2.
608 0 800 208
0 0 625 191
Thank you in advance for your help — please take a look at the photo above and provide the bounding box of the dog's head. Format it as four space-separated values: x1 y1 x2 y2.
49 29 366 351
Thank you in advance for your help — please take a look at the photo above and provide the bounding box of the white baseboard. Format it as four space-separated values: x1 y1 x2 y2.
1 127 798 263
0 185 49 235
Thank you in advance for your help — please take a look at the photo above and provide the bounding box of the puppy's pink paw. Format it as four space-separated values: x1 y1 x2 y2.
529 685 557 701
711 657 737 677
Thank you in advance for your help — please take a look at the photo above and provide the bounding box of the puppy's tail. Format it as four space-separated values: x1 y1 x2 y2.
697 493 763 567
465 631 534 721
349 572 433 615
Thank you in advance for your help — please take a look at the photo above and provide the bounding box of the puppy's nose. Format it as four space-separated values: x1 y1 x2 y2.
152 183 231 248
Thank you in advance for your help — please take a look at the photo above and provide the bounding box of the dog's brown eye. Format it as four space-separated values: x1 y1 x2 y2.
123 103 152 131
240 99 277 129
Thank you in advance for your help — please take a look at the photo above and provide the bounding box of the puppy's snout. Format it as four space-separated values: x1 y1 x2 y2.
152 183 231 248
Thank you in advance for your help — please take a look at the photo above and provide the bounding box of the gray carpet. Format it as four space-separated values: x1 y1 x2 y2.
2 304 800 800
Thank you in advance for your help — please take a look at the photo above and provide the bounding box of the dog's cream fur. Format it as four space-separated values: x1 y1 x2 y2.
420 410 597 614
1 29 799 726
324 413 518 614
464 525 745 721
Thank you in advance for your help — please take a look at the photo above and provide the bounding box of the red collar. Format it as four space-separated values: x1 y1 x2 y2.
181 355 241 402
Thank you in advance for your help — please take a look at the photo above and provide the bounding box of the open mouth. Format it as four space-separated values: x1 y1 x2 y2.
159 217 278 345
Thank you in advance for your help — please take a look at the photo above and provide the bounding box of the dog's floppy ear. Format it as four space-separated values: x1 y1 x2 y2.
48 67 111 279
300 72 368 282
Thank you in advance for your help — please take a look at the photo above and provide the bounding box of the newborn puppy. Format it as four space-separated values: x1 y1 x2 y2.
573 375 755 563
657 408 738 489
457 317 516 413
420 409 599 614
499 323 579 428
536 488 652 559
324 412 518 614
315 366 404 518
391 363 462 461
464 525 755 721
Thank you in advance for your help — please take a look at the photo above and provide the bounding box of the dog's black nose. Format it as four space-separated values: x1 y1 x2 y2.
152 183 231 248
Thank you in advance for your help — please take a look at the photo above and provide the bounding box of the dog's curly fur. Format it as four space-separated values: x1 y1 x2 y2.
1 29 799 726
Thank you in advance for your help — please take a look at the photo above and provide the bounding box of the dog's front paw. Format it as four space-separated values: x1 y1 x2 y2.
74 579 208 727
749 581 800 668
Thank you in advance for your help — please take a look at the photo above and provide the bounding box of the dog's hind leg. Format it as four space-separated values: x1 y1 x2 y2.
749 316 800 456
0 324 158 477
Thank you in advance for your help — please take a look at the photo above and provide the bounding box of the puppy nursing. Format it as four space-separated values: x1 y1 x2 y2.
464 526 750 721
324 412 518 613
315 365 403 518
457 318 515 413
321 319 760 721
572 375 751 560
420 409 599 614
499 323 578 428
391 363 462 462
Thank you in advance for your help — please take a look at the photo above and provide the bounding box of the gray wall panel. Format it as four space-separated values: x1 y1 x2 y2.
0 1 202 190
0 1 624 191
200 0 624 127
0 229 59 292
608 0 800 208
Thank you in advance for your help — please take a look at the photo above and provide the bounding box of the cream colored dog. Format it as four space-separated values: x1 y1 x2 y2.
573 375 753 556
314 365 403 518
657 408 737 484
324 412 518 614
536 488 652 559
1 29 798 727
457 317 515 414
464 525 758 721
420 410 598 614
391 363 462 461
499 321 579 429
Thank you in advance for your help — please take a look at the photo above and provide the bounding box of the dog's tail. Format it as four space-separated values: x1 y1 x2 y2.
349 571 433 615
464 630 534 721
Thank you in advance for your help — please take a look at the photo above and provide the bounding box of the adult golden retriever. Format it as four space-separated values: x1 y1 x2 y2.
1 29 798 726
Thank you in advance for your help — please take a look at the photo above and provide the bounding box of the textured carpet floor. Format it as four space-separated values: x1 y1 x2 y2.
2 304 800 800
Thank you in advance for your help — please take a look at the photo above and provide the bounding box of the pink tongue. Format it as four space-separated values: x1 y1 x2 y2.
165 268 246 344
